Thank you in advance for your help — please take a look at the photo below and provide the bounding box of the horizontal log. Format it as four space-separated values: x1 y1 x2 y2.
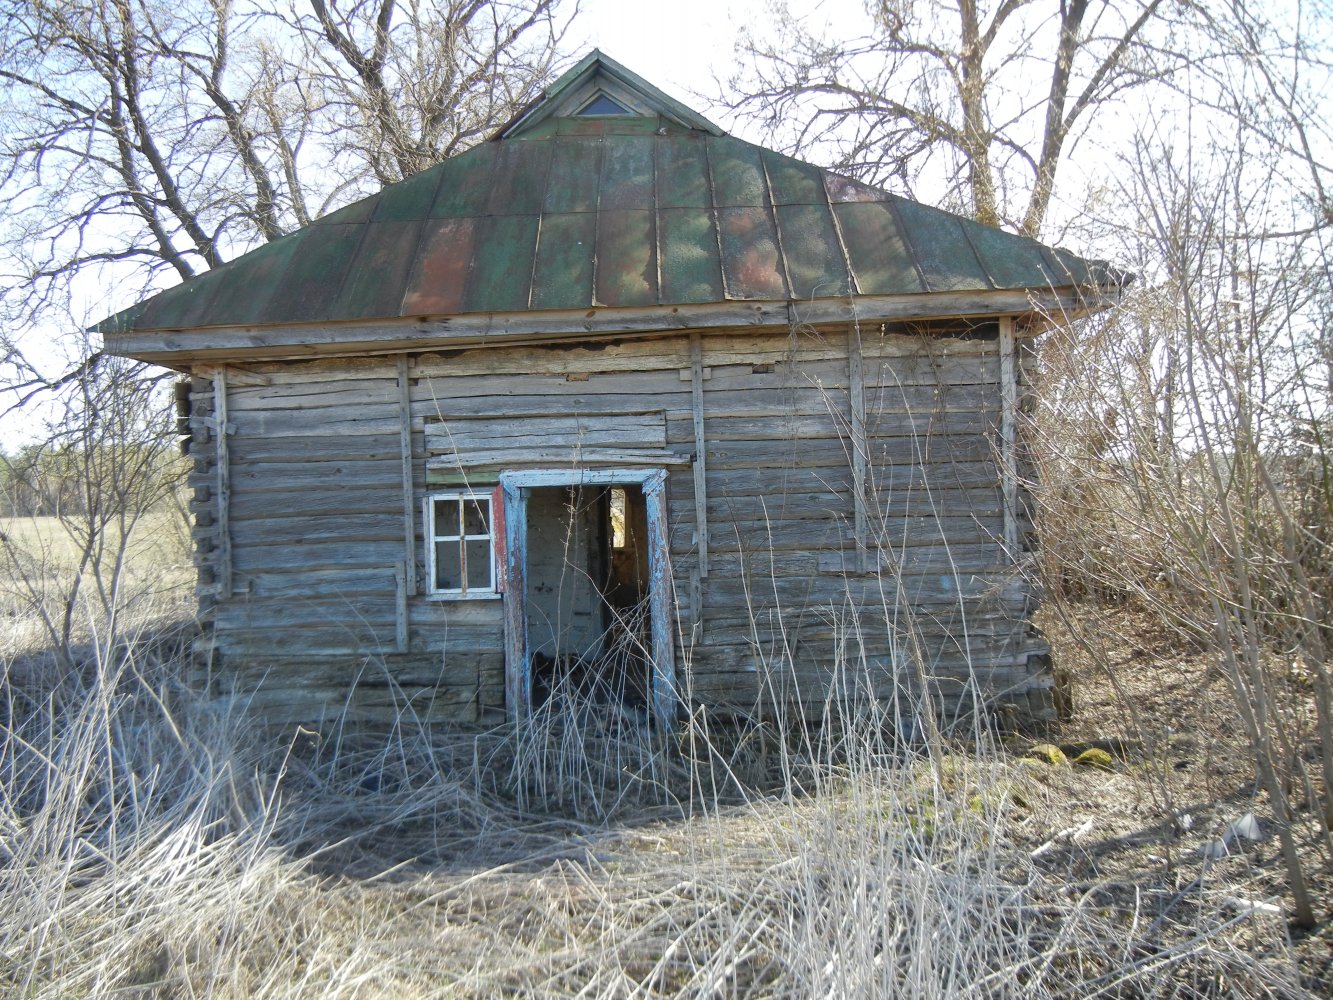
230 410 401 438
416 337 692 378
426 411 665 451
408 597 505 627
428 447 690 469
218 652 499 690
228 459 403 490
227 512 400 546
233 686 482 725
671 514 999 553
228 435 404 463
229 486 405 519
416 368 686 401
408 330 997 383
698 435 997 468
231 539 404 572
669 491 1005 525
222 568 398 600
227 380 398 412
413 391 693 419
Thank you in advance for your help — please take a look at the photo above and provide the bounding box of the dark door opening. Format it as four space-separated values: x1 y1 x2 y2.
526 484 651 715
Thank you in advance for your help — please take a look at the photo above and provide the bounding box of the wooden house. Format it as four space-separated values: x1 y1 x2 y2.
97 52 1125 730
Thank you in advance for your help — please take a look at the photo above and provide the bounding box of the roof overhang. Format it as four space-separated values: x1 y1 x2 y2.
105 286 1123 367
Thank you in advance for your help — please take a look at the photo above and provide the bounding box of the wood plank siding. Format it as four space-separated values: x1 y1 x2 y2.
186 325 1052 727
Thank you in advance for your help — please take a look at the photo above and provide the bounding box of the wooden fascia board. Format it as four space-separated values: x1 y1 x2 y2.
103 287 1116 364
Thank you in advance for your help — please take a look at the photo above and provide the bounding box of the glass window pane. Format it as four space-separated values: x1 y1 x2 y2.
578 93 631 115
462 496 490 536
433 499 460 538
465 540 492 590
435 541 461 590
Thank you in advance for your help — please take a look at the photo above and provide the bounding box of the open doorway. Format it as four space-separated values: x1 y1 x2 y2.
500 469 676 728
524 483 652 715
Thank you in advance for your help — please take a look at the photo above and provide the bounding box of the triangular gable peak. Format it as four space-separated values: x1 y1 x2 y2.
496 49 724 139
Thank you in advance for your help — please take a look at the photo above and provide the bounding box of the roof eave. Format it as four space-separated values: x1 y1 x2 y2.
101 286 1118 365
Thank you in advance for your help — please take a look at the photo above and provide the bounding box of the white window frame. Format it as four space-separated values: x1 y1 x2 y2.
425 490 499 599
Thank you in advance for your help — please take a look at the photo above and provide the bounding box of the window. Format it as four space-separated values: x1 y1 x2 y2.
426 491 497 597
576 92 632 116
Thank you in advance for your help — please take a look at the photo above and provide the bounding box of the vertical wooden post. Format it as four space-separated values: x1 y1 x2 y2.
644 469 678 729
999 316 1020 559
501 480 530 722
397 354 417 596
847 324 869 572
689 333 709 579
689 333 709 640
213 368 233 598
394 561 408 653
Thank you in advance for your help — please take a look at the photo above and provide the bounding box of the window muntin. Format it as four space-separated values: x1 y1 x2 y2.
427 492 496 596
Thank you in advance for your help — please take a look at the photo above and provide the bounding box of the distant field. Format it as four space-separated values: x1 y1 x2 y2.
0 509 190 566
0 509 194 653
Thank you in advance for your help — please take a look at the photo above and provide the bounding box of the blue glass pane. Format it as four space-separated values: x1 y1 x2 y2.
578 93 632 116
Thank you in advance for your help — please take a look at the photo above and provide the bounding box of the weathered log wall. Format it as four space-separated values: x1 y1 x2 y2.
186 324 1053 727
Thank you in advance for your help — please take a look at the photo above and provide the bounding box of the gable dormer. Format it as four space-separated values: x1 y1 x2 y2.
495 49 724 140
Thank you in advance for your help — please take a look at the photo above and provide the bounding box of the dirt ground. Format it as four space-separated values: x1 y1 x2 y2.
1027 605 1333 992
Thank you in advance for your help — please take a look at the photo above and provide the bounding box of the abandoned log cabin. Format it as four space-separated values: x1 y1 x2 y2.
97 51 1126 729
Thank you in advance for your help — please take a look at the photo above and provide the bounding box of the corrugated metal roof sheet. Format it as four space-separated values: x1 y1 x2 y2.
97 61 1125 338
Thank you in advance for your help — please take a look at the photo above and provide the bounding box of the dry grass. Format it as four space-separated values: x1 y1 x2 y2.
0 627 1324 999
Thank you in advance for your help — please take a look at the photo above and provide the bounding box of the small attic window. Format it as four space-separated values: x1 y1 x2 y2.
577 92 633 116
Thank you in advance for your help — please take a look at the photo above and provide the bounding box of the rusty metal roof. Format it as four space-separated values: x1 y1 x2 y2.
97 56 1124 340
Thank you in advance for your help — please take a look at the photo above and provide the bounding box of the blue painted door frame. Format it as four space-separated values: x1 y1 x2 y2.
500 468 677 729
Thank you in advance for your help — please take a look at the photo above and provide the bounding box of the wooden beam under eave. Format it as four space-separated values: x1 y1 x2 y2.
101 287 1114 365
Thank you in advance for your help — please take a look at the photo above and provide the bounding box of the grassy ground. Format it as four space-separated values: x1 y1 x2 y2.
0 521 1328 997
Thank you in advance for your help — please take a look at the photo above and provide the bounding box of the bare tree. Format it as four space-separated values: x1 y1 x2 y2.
296 0 561 185
729 1 1208 236
1030 56 1332 928
0 0 565 380
0 354 185 662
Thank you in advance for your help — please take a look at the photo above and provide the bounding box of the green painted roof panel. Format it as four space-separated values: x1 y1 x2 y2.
264 223 365 322
430 143 497 219
596 208 657 306
487 140 552 216
659 207 725 303
718 205 788 299
531 212 597 309
763 149 827 207
543 139 603 213
708 137 768 208
777 203 851 299
372 166 444 223
892 201 991 293
463 214 539 312
599 134 654 211
834 202 924 295
655 135 710 209
334 220 423 319
402 217 476 315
